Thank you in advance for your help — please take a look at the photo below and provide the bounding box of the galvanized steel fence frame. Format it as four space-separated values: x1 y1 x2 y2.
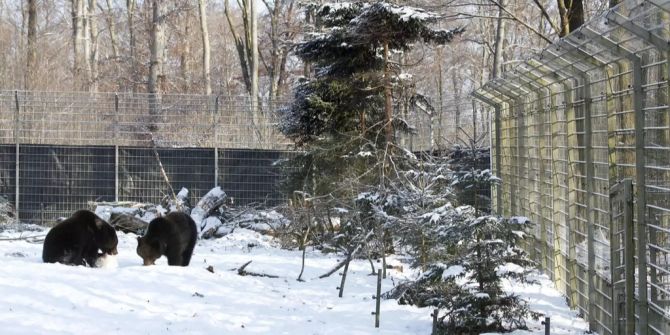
0 90 472 224
0 91 299 223
473 1 670 334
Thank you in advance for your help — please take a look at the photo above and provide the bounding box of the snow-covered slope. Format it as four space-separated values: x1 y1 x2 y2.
0 228 589 335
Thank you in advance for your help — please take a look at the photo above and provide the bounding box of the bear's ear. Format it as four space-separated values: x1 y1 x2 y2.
94 218 106 229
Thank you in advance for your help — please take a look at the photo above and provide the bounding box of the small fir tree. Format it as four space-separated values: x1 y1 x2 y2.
438 215 540 334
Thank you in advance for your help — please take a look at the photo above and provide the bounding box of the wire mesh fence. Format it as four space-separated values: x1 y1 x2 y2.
0 91 300 224
0 90 477 225
474 1 670 334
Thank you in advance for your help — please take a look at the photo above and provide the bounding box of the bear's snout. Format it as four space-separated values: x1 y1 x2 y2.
143 259 156 266
109 247 118 255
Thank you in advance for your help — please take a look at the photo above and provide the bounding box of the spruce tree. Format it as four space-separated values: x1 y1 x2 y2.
439 215 540 333
279 0 463 202
280 2 463 146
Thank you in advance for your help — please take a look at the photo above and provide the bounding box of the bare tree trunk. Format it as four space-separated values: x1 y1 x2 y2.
104 0 119 59
198 0 211 95
127 0 137 92
302 6 312 77
88 0 99 91
492 0 505 79
557 0 584 37
224 0 252 93
436 46 443 147
276 0 296 98
148 0 163 95
82 0 91 89
263 0 295 101
250 0 259 118
383 41 393 144
452 70 461 131
180 17 191 92
72 0 85 89
26 0 37 90
568 0 584 32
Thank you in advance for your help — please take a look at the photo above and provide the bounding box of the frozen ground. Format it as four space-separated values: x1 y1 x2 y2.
0 228 589 334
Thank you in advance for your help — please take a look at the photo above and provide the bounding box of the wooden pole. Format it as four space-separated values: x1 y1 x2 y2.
375 269 381 327
337 259 350 298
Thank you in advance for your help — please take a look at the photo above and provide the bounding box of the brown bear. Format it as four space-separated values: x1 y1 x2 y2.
42 210 118 266
136 212 197 266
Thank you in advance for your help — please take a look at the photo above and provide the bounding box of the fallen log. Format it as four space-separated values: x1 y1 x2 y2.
191 187 227 229
110 213 149 234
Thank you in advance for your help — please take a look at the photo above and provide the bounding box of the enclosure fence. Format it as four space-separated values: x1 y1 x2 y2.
0 90 471 224
473 1 670 334
0 91 303 223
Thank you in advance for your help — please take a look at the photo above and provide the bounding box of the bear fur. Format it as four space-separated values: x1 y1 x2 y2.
136 212 197 266
42 210 119 266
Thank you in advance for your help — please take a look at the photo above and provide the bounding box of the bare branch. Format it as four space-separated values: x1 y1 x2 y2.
487 0 553 44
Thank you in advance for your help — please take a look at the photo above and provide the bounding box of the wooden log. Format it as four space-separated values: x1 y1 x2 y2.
191 187 227 228
110 213 149 234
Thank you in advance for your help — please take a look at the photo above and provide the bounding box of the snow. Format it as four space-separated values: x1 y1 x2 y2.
510 216 532 224
203 186 226 200
0 228 590 335
488 272 591 335
382 3 437 22
199 216 222 237
497 262 525 275
94 206 113 222
441 265 465 279
177 187 189 199
93 253 119 269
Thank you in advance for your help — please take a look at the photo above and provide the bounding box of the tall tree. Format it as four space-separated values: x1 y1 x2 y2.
26 0 37 90
491 0 505 79
88 0 99 91
103 0 119 59
557 0 584 37
250 0 259 116
261 0 297 102
148 0 164 94
198 0 211 95
223 0 258 98
127 0 138 92
72 0 85 89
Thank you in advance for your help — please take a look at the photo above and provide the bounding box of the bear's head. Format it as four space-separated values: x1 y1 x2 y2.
94 217 119 256
136 236 165 266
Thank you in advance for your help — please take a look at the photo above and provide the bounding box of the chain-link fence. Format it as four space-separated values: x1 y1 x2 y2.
473 1 670 334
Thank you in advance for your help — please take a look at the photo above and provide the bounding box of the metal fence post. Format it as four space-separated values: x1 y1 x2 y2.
14 90 19 221
471 92 502 215
114 93 119 202
214 95 220 188
581 75 597 331
563 77 578 310
581 28 648 334
374 269 381 328
493 103 502 215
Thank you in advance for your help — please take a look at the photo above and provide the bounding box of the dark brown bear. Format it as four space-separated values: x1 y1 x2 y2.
42 210 119 266
136 212 197 266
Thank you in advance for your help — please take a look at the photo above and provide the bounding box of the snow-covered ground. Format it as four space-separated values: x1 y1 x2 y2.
0 227 590 335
